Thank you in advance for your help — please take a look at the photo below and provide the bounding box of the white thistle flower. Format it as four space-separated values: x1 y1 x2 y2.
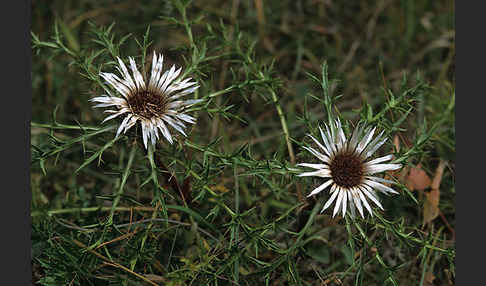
90 52 202 149
298 119 402 218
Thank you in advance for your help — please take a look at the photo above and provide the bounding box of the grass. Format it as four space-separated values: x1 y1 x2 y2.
31 0 455 285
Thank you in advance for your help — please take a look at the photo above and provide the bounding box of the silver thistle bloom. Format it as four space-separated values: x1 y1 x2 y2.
90 52 202 149
298 119 402 218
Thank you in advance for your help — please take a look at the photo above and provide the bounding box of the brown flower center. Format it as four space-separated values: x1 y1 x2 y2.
127 90 167 119
330 152 363 188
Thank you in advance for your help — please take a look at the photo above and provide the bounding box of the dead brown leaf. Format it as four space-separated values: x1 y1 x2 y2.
393 135 400 152
423 188 440 224
407 164 432 191
431 160 447 190
423 160 447 225
425 271 436 285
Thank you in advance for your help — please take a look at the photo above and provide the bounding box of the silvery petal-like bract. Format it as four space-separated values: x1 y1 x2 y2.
298 120 402 218
91 52 201 149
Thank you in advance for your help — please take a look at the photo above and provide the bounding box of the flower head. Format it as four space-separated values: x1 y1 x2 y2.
298 119 402 218
90 52 201 149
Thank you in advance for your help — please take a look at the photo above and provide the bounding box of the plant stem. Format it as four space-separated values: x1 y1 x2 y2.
108 142 137 224
233 161 240 282
270 89 295 164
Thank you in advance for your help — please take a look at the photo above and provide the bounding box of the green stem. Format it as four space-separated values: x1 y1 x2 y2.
289 199 322 252
353 221 397 285
31 122 100 130
31 206 154 217
108 142 137 224
233 161 240 282
177 0 195 49
270 89 295 164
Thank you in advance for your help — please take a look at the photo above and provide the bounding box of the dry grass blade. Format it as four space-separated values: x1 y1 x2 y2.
72 240 159 286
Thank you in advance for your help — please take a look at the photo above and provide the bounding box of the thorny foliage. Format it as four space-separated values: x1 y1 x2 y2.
31 0 455 285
